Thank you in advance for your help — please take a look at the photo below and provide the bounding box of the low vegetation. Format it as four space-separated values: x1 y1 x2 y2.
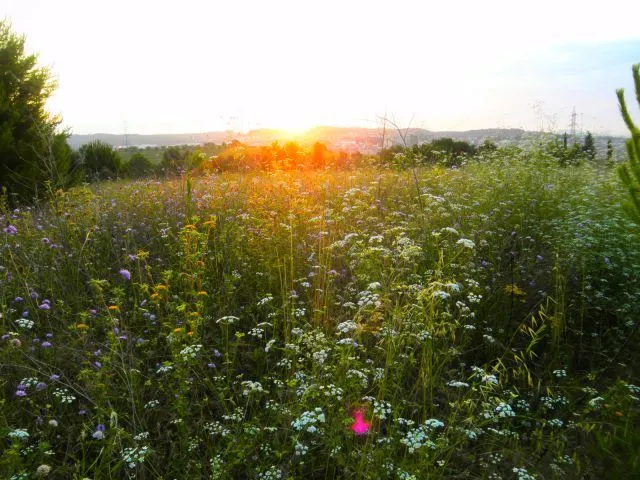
2 152 639 478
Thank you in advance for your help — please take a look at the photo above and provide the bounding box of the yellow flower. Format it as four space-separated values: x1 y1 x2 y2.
505 284 526 296
197 291 208 296
108 305 120 311
173 327 184 334
183 224 197 230
75 323 89 330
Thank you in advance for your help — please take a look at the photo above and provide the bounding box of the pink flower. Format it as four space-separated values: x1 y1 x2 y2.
351 409 370 435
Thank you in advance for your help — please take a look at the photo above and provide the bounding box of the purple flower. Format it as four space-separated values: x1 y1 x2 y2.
94 349 102 356
39 303 50 311
45 332 53 338
30 291 39 299
41 237 50 244
92 424 106 440
128 254 137 261
14 296 23 302
35 382 47 391
15 389 27 397
119 269 131 281
92 361 102 369
207 363 216 368
41 341 52 348
49 374 60 381
536 255 544 262
1 334 9 341
3 225 18 235
78 409 87 415
22 311 29 318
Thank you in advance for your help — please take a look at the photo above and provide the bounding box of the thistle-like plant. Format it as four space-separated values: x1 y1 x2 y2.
617 63 640 225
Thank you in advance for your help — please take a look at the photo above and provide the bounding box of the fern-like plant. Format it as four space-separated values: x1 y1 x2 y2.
617 63 640 225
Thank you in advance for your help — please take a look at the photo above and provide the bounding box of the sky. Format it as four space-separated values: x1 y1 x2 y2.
4 0 640 136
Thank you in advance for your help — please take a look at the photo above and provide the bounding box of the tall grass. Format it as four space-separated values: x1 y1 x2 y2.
1 151 639 479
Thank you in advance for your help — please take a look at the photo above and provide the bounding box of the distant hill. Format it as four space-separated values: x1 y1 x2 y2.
69 127 628 158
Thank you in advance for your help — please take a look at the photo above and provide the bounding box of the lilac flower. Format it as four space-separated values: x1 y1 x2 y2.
1 334 9 341
14 296 23 302
128 254 137 261
39 303 50 311
22 311 29 318
41 341 52 348
3 225 17 235
49 374 60 381
119 269 131 281
35 382 47 391
45 332 53 338
78 409 87 415
92 424 106 440
15 389 27 397
30 291 39 299
207 363 216 368
536 255 544 262
41 238 50 244
93 361 102 369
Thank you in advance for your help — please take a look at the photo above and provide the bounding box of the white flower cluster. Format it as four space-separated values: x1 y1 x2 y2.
15 318 34 329
179 344 202 361
291 408 325 433
257 466 282 480
121 445 150 469
241 381 266 396
494 402 515 418
7 429 29 440
319 384 344 400
400 418 443 453
336 320 357 334
53 388 75 404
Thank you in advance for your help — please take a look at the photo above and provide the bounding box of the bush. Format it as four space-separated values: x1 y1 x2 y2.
78 141 122 181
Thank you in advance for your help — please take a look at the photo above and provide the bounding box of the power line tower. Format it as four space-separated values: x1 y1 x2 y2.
570 107 577 143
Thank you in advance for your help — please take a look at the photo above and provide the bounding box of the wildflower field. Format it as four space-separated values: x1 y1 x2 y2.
1 150 639 479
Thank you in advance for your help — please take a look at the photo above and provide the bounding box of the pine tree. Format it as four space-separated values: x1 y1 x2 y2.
0 21 76 201
582 131 596 161
617 64 640 225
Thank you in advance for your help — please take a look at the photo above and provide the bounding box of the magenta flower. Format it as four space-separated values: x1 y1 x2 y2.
351 409 370 436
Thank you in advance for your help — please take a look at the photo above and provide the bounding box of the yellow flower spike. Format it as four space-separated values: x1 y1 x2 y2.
173 327 184 334
197 291 208 296
187 331 194 336
150 293 160 300
184 224 197 230
76 323 89 331
108 305 120 311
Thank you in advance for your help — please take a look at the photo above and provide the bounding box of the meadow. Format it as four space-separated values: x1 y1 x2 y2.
1 148 639 479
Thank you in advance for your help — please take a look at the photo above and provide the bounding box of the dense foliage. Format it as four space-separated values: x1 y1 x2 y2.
617 63 640 225
1 151 638 479
0 21 77 202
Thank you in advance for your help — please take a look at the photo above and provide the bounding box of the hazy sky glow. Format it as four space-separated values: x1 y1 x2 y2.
5 0 640 135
